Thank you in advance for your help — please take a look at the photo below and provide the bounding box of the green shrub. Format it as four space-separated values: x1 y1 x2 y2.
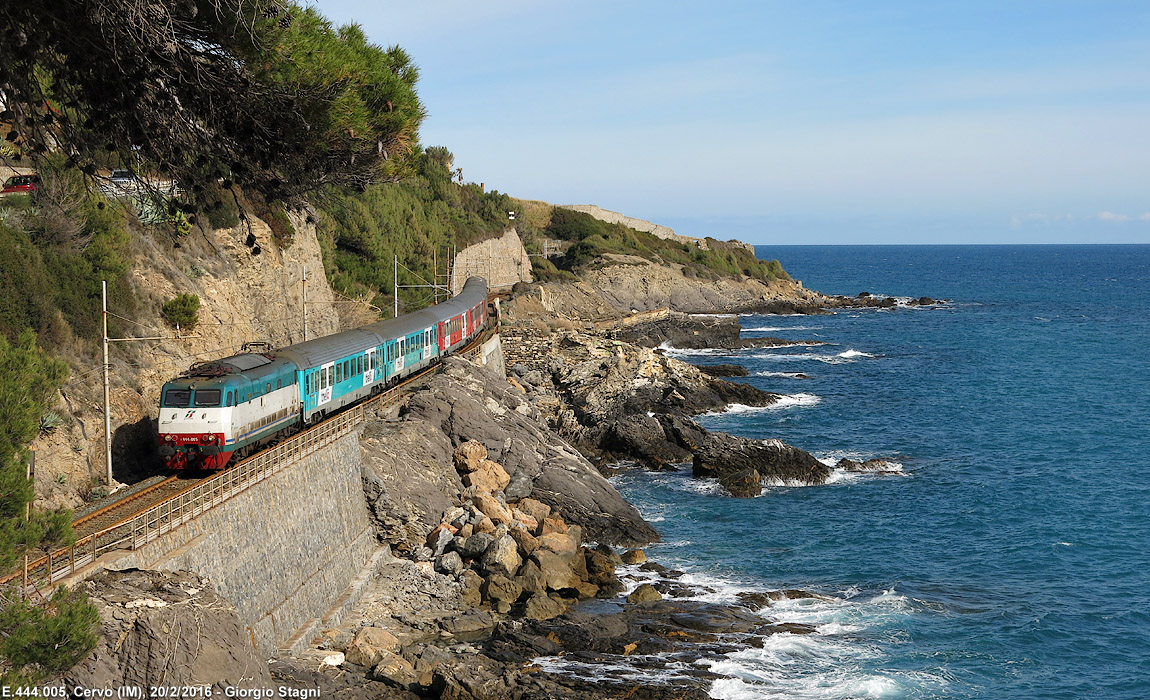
543 208 790 283
161 293 200 331
0 587 100 683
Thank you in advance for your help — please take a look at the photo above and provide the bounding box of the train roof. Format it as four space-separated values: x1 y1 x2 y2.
275 328 384 369
362 277 487 341
246 277 489 371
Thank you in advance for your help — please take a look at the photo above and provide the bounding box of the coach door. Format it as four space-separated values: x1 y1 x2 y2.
319 362 334 405
363 349 376 386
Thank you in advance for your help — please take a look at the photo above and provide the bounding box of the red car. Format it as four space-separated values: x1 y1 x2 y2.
1 174 40 194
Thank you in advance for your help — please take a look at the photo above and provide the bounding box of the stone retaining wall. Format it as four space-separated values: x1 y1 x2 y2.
106 432 376 653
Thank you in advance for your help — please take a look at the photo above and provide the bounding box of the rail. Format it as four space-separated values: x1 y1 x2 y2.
3 322 497 595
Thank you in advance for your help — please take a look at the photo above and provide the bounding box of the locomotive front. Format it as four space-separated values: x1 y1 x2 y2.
157 373 238 469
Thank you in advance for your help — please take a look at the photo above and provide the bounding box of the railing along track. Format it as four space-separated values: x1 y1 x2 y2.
3 322 497 595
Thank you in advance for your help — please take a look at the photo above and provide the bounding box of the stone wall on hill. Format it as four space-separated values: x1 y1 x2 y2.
453 228 532 291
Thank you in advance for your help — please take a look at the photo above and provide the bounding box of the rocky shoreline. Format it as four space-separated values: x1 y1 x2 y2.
60 276 926 698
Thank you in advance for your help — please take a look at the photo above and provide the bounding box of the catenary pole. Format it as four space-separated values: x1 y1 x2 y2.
102 281 113 486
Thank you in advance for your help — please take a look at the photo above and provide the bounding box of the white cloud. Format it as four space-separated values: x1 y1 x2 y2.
1098 211 1131 222
1140 213 1150 221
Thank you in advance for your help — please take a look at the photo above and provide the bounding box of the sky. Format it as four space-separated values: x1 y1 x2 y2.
313 0 1150 244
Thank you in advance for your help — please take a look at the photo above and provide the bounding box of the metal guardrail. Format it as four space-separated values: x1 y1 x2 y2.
5 322 497 596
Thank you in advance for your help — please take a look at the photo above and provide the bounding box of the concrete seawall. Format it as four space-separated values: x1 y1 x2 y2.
106 432 379 653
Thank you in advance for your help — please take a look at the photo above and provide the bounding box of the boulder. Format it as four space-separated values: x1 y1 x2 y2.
434 551 463 577
604 414 692 467
531 550 583 591
458 532 494 559
510 508 539 532
515 497 551 524
454 440 488 472
719 468 762 498
480 534 522 578
475 516 496 534
507 526 539 556
620 549 646 565
537 531 578 557
584 548 619 587
473 493 513 525
521 592 566 621
627 583 663 604
369 651 420 690
426 524 457 555
540 516 568 535
481 574 523 612
836 457 898 473
458 570 483 607
693 434 828 486
344 627 400 669
593 543 625 567
514 559 547 595
463 459 511 494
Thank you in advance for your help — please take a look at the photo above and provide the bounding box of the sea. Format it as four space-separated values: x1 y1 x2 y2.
608 244 1150 700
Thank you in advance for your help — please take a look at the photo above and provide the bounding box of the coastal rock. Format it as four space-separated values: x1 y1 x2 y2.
435 551 464 577
532 550 583 591
693 363 749 377
836 457 899 473
369 651 420 690
480 535 522 578
620 549 647 565
604 415 692 467
473 493 513 525
521 592 566 621
459 532 495 559
693 434 829 488
64 570 274 690
481 574 523 612
403 357 659 547
463 459 511 493
719 468 762 498
628 583 663 604
514 497 551 524
344 627 401 669
454 440 488 472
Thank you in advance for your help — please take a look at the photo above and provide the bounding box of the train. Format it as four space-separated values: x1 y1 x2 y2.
157 277 490 470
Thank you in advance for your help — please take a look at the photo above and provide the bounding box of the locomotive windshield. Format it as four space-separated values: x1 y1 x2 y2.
162 388 192 407
193 390 222 407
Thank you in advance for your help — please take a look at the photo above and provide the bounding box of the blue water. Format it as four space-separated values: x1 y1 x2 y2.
610 245 1150 700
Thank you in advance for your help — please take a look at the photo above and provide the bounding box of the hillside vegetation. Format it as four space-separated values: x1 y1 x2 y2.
523 207 790 284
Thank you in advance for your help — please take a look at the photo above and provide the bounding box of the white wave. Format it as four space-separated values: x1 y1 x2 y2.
658 342 735 357
702 395 821 416
741 325 821 332
748 343 821 351
815 451 906 484
756 352 861 365
836 349 875 359
772 393 821 409
753 371 810 379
